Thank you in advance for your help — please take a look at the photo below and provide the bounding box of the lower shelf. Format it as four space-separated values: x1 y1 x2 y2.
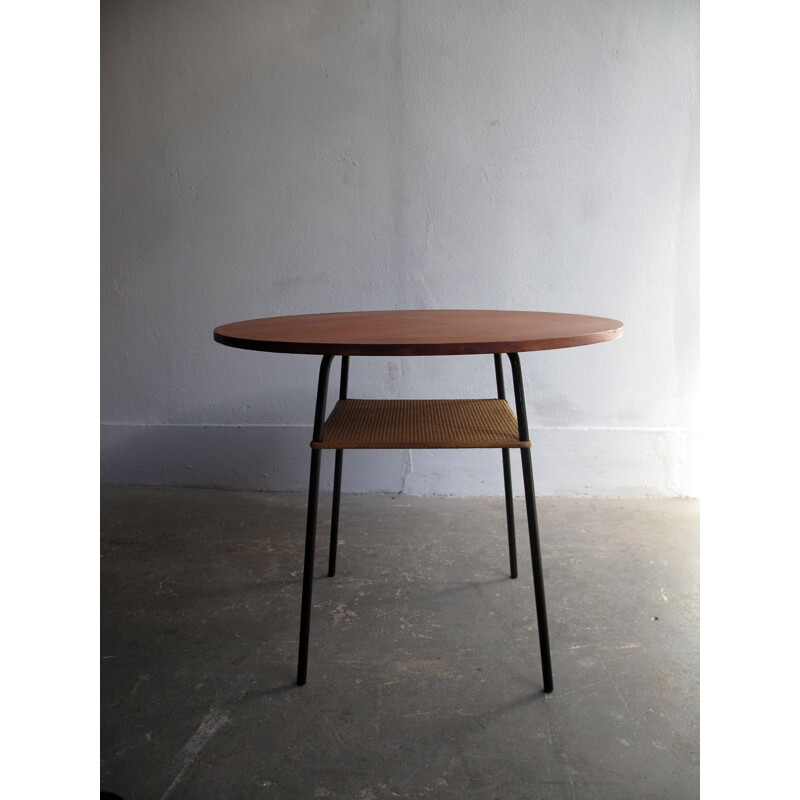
312 398 530 450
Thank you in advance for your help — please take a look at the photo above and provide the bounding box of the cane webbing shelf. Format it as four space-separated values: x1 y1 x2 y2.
313 398 530 450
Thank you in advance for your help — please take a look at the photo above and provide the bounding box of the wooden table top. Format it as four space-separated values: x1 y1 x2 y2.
213 309 623 356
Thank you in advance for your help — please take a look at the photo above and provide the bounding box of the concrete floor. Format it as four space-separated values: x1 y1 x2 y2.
101 488 698 800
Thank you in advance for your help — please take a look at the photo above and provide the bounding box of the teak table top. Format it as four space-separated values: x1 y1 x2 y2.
213 309 623 356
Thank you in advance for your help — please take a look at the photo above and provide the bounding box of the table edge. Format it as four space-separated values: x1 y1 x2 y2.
212 326 623 356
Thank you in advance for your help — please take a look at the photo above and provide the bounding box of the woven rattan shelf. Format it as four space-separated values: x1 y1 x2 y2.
312 398 531 450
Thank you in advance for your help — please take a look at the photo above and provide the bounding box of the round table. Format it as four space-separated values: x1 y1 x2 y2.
213 308 622 355
214 309 623 691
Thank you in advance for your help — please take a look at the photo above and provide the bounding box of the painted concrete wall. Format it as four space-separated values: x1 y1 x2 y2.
101 0 699 497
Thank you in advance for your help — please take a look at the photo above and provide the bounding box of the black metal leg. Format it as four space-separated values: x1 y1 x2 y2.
328 356 349 578
519 447 553 693
297 447 322 686
500 448 518 579
297 354 334 686
494 354 518 579
507 352 554 693
329 449 343 577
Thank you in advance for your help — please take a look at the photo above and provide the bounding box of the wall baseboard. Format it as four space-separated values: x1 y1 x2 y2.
101 423 697 498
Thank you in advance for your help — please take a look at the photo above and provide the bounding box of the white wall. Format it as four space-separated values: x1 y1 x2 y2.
101 0 699 497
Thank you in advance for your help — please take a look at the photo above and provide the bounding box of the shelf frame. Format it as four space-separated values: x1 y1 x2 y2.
312 397 531 450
